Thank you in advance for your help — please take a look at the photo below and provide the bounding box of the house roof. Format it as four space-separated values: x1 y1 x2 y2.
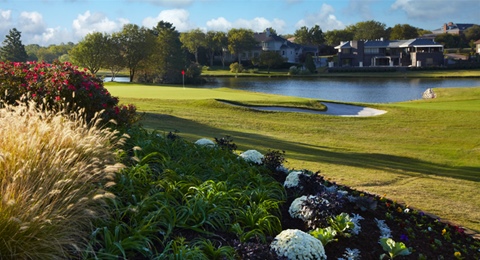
335 38 443 49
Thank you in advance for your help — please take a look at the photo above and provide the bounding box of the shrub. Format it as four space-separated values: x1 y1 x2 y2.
0 61 138 127
0 102 125 259
229 62 244 73
288 65 299 75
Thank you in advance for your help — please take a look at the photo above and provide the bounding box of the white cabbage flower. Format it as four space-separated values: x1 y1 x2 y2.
270 229 327 260
194 138 216 147
239 149 264 164
284 170 303 188
288 195 316 221
375 218 392 239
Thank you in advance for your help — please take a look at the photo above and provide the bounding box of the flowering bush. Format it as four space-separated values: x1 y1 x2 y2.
270 229 327 260
288 195 316 221
284 170 304 188
0 61 138 127
239 149 264 164
195 138 216 147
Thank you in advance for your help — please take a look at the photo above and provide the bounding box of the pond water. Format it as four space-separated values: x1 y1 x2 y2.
201 77 480 103
105 76 480 103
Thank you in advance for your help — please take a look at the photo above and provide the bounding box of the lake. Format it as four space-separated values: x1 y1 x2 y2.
105 77 480 103
202 77 480 103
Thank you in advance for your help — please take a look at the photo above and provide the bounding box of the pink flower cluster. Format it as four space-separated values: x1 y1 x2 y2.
0 61 137 127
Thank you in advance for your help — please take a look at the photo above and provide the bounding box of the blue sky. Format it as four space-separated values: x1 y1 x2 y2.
1 0 479 46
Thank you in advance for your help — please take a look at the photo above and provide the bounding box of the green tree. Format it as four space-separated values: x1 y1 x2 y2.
180 28 206 64
253 51 285 73
349 20 387 40
149 21 186 84
25 44 41 61
211 31 228 67
324 29 355 46
0 28 28 62
227 28 257 62
435 33 462 48
104 34 125 81
116 24 153 82
305 53 315 73
390 24 419 40
294 25 324 46
70 32 108 74
464 25 480 42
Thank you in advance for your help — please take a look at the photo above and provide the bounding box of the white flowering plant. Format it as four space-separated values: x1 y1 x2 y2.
194 138 216 147
239 149 264 164
284 170 304 189
270 229 327 260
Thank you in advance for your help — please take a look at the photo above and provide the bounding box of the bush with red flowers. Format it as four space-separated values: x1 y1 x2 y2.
0 61 138 127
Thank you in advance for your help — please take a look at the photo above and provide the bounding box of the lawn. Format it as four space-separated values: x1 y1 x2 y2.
107 82 480 234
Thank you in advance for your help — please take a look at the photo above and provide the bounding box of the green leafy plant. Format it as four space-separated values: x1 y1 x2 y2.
309 226 338 245
379 237 411 259
328 213 355 237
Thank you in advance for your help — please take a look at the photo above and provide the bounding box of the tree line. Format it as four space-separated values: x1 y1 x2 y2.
1 20 479 83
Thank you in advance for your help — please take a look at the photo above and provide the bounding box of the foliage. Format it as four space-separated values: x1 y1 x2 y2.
0 28 28 62
69 31 109 74
115 23 154 82
309 226 338 245
84 128 286 258
227 28 256 62
294 25 325 46
348 20 387 40
229 62 244 73
252 51 285 73
261 149 286 172
305 54 316 73
214 135 237 152
103 33 126 81
180 28 206 64
389 24 419 40
324 29 355 46
0 102 124 259
379 238 411 259
0 61 138 127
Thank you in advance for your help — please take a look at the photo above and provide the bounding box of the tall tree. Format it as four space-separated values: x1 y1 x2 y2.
464 25 480 42
390 24 419 40
252 51 285 73
116 24 153 82
324 29 355 46
70 32 108 74
150 21 186 84
227 28 257 62
104 34 125 81
0 28 28 62
180 28 206 64
349 20 387 40
294 25 324 46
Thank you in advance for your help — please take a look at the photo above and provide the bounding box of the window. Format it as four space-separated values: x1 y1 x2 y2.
341 48 351 54
282 51 285 55
365 48 379 54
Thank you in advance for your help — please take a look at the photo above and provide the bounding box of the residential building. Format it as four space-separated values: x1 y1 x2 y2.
221 29 319 64
432 22 477 35
475 39 480 54
335 38 444 67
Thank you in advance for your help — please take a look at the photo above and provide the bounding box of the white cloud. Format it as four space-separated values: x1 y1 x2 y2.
295 4 344 31
206 17 287 33
0 9 12 34
29 27 74 45
206 17 232 31
142 9 193 31
345 0 375 20
18 11 46 34
129 0 194 8
391 0 479 21
72 11 128 38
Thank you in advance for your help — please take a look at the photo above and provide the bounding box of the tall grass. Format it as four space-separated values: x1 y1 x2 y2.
0 102 125 259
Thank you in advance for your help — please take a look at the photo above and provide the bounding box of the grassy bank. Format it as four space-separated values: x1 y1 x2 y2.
106 82 480 233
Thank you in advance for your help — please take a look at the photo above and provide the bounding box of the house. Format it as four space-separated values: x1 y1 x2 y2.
334 38 444 67
432 22 477 35
231 29 318 64
475 39 480 54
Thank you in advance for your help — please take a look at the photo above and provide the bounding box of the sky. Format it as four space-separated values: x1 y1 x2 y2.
1 0 479 46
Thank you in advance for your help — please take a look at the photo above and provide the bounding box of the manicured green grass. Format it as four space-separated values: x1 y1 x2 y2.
108 83 480 233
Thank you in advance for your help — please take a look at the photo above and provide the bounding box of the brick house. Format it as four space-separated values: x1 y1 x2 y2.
334 38 444 67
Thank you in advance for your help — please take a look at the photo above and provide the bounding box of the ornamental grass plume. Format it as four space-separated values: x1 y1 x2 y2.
0 101 125 259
